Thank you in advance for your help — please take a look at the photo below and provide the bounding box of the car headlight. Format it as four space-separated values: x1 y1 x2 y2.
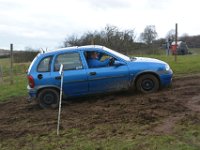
165 64 170 71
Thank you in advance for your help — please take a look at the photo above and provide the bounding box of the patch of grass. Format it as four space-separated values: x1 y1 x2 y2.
132 135 199 150
136 54 200 75
189 48 200 55
0 58 29 76
0 123 140 150
174 114 200 149
1 122 200 150
0 58 29 101
0 58 10 65
0 75 27 102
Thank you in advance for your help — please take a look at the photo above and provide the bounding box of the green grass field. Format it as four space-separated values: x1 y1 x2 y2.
148 55 200 75
0 58 29 101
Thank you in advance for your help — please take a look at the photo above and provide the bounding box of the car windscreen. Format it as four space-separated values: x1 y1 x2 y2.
103 47 130 61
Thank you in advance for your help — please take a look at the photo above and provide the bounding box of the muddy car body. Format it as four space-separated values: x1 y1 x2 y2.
27 45 173 108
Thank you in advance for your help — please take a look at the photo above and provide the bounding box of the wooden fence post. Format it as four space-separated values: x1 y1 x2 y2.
0 65 3 83
175 23 178 62
10 43 14 85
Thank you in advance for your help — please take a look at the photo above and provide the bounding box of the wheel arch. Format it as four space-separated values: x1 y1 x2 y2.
36 85 60 98
133 71 161 88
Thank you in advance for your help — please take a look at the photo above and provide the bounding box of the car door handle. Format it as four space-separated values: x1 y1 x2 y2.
89 72 96 76
55 76 61 80
37 74 43 79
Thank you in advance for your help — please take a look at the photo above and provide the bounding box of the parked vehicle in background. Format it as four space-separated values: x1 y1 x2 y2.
170 41 190 55
27 45 173 108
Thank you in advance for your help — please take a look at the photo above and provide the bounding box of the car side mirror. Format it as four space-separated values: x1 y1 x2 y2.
114 61 126 67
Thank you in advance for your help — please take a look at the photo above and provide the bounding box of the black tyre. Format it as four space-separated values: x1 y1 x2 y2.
38 89 59 108
136 74 159 94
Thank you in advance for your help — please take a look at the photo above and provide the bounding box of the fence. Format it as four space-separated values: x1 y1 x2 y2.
0 65 3 82
0 44 38 84
0 63 28 83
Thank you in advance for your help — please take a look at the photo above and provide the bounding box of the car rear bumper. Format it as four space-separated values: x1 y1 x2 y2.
27 95 35 102
27 85 37 102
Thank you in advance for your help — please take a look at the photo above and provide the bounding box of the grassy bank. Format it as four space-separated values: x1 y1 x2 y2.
0 75 27 101
0 58 29 101
148 55 200 75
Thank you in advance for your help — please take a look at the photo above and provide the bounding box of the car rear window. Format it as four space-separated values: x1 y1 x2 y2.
54 52 83 71
37 56 52 72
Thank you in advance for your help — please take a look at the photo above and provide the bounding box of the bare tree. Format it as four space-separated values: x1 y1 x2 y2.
180 33 189 42
166 29 175 42
63 25 137 53
64 35 80 47
140 25 158 46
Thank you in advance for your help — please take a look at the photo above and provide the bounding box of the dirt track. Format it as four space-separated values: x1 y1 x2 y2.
1 74 200 140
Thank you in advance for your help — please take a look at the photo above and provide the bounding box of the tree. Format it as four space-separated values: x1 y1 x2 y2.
63 25 137 53
180 33 189 42
166 29 175 42
140 25 158 45
64 35 80 47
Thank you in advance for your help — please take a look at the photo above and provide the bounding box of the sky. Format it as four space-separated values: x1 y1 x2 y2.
0 0 200 50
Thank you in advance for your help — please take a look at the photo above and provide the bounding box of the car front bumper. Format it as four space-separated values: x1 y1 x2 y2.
159 69 173 87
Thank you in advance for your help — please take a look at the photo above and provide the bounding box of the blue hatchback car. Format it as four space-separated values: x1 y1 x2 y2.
27 45 173 108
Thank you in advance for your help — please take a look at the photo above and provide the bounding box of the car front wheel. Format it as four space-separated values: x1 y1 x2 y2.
136 74 159 94
38 89 59 108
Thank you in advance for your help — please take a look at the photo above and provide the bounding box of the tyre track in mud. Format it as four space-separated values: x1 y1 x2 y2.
0 74 200 139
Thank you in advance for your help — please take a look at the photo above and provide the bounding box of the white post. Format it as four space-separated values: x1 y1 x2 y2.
57 64 64 136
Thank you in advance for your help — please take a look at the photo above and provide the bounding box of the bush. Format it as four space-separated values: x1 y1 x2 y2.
13 51 39 63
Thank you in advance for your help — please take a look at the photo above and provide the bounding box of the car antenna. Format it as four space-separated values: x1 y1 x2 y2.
40 48 45 53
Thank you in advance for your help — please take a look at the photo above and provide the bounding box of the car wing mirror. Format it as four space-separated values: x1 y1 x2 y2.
114 61 126 67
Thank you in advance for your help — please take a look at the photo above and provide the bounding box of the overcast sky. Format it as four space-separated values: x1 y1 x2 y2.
0 0 199 50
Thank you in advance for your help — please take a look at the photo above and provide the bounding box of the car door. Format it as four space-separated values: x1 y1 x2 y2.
86 53 130 93
51 52 88 96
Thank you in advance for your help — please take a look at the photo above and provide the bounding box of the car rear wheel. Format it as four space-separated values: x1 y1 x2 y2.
136 74 159 94
38 89 59 108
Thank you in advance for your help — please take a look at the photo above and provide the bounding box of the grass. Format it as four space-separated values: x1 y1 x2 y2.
189 48 200 55
0 58 29 76
0 75 27 101
148 55 200 75
1 122 200 150
133 47 200 75
0 58 29 102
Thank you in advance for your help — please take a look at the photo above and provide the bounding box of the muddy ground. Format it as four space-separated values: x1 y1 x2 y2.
0 74 200 140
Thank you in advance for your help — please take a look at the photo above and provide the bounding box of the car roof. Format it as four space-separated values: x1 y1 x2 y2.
42 45 105 55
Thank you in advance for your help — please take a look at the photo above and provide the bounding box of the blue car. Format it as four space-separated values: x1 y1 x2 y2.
27 45 173 108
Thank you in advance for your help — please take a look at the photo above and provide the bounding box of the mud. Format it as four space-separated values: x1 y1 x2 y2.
1 74 200 139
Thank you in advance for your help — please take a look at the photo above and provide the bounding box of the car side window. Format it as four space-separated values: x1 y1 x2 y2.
54 52 83 71
85 51 113 68
37 56 52 72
